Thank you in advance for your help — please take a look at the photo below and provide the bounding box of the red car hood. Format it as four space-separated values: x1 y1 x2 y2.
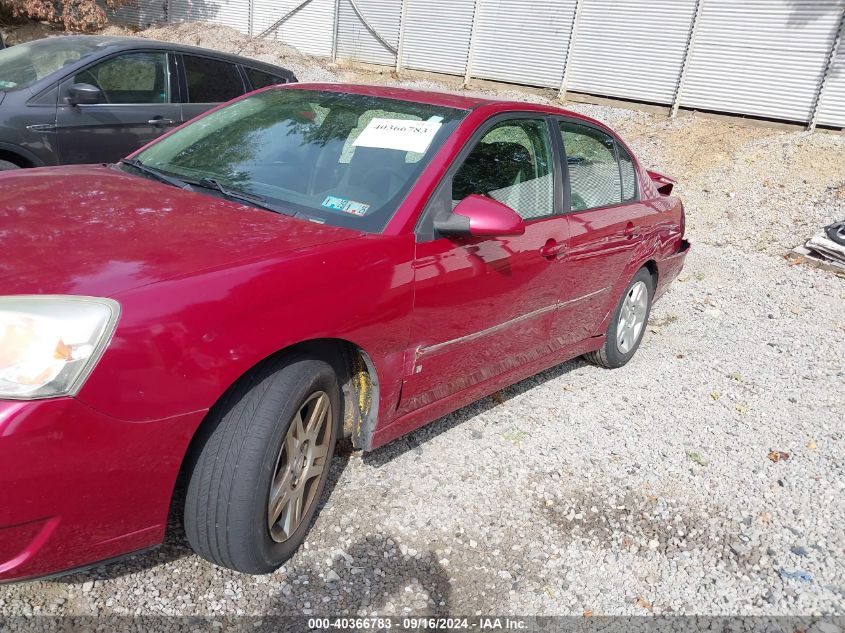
0 165 359 297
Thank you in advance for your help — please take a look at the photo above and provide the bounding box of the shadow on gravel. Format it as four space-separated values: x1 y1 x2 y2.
280 534 451 617
364 357 586 467
54 439 356 585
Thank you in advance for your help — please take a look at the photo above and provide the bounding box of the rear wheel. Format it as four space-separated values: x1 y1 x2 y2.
585 268 654 368
184 355 340 574
0 159 20 171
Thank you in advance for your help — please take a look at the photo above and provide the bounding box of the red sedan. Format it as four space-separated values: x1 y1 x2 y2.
0 84 689 581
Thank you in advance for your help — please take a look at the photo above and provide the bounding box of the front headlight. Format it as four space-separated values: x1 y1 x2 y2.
0 296 120 400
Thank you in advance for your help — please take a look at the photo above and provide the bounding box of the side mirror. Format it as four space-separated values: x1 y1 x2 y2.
67 83 103 106
434 194 526 238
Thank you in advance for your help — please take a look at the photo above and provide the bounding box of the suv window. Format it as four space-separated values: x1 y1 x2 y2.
559 121 623 211
245 67 286 90
452 119 554 220
183 55 244 103
74 52 170 104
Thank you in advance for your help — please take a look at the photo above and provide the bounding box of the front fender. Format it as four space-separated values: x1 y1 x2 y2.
75 235 416 429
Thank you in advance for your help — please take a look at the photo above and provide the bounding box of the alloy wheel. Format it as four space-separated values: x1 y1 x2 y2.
616 280 649 355
267 391 333 543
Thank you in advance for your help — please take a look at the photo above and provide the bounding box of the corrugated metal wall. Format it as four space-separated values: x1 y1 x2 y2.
565 0 698 104
101 0 167 28
814 12 845 128
400 0 475 76
678 0 843 123
121 0 845 129
169 0 252 34
252 0 335 56
336 0 400 67
471 0 577 88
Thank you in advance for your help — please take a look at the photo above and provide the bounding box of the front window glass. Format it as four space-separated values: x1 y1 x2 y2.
134 89 467 232
452 118 554 220
0 38 100 91
73 52 170 104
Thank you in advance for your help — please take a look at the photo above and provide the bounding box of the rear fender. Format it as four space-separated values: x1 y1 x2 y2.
646 169 676 196
590 228 664 337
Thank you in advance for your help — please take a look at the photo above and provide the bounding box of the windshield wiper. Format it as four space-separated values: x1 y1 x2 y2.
120 158 191 190
194 177 296 217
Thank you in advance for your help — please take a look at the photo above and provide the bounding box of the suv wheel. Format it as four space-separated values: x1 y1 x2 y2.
0 159 20 171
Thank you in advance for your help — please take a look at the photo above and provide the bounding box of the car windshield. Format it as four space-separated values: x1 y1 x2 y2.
0 38 100 91
133 88 468 232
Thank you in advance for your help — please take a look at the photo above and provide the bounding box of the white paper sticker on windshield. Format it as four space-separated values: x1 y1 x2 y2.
352 118 443 154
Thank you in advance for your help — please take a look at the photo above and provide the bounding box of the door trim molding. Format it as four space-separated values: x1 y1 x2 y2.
417 286 608 357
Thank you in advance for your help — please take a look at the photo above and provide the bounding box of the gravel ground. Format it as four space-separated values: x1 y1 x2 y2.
1 22 844 619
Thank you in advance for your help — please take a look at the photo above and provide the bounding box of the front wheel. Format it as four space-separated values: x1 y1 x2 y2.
584 268 654 368
0 159 20 171
184 355 340 574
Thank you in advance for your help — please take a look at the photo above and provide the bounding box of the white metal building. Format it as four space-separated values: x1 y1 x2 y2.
114 0 845 129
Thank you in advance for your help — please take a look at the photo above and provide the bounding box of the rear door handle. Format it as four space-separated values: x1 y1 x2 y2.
148 117 176 126
539 239 566 259
624 222 641 239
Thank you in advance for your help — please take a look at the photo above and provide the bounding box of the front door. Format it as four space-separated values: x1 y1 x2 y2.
56 51 181 164
398 116 569 414
552 119 644 347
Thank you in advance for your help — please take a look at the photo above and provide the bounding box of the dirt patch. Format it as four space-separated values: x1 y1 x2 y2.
541 488 767 570
1 21 60 45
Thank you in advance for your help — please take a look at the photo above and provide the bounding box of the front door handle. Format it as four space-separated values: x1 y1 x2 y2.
539 239 566 259
148 117 176 126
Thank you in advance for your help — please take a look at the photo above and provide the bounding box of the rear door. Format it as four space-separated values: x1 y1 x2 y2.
56 51 181 164
178 54 247 123
551 119 645 347
398 115 569 414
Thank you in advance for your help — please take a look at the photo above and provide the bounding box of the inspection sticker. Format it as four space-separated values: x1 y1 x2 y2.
352 118 443 154
322 196 371 216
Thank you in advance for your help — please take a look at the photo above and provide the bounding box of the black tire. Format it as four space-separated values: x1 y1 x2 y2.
0 159 20 171
584 267 654 369
184 355 340 574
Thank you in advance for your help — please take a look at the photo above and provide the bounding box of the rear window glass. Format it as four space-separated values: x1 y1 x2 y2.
183 55 244 103
560 121 623 211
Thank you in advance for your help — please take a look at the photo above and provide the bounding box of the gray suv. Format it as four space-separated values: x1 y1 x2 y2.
0 36 296 170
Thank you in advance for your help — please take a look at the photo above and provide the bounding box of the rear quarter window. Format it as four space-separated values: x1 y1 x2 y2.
617 143 638 201
245 67 287 90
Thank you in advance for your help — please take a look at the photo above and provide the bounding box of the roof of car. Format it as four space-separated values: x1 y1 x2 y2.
284 83 590 120
38 35 293 74
284 82 502 109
